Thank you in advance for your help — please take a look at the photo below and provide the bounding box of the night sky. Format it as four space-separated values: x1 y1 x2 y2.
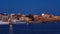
0 0 60 15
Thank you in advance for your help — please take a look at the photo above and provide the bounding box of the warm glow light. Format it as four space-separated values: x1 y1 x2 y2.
42 13 44 16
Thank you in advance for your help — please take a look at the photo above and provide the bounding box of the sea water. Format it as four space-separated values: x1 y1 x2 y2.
0 22 60 34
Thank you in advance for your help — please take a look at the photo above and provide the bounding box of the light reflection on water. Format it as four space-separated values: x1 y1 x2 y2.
0 22 60 34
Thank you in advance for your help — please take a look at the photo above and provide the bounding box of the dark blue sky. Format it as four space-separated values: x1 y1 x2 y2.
0 0 60 15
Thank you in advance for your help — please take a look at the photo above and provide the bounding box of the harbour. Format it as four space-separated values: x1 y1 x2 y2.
0 22 60 34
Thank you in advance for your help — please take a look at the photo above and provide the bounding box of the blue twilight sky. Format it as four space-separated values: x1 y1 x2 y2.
0 0 60 15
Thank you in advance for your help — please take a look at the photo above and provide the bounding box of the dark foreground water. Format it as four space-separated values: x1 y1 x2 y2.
0 22 60 34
